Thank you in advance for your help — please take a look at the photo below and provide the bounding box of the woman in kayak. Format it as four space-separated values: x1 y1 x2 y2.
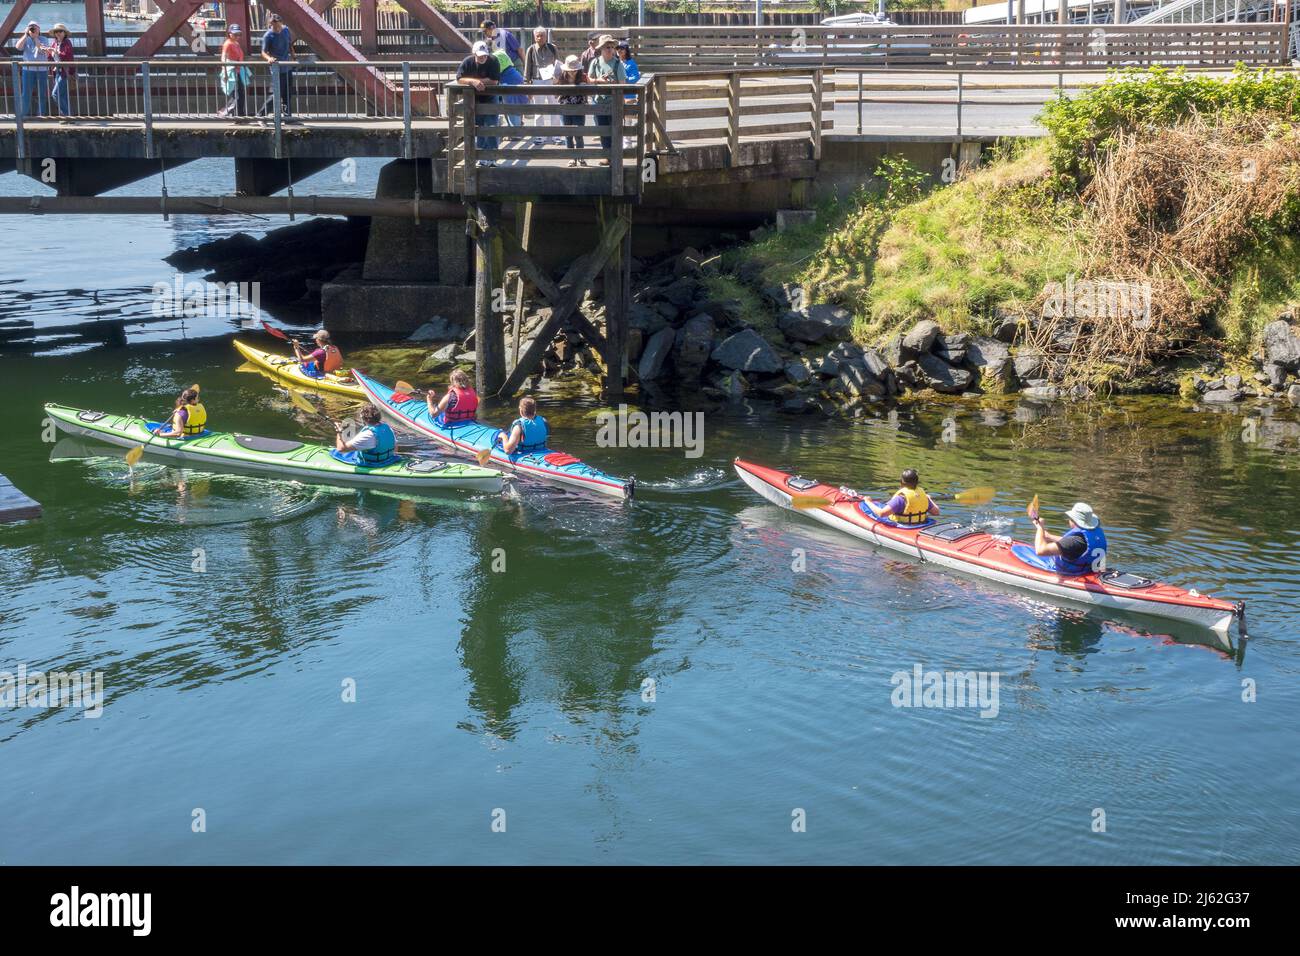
151 386 207 439
1029 502 1107 575
873 469 939 525
498 396 549 455
332 405 398 467
293 330 343 379
426 368 479 428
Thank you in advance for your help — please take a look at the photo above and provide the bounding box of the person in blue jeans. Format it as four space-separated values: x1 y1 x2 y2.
585 35 626 159
456 41 501 165
257 14 295 120
16 22 53 119
49 24 74 117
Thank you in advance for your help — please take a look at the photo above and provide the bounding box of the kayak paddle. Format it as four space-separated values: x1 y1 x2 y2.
792 486 996 510
1027 494 1040 521
126 383 201 466
262 320 299 345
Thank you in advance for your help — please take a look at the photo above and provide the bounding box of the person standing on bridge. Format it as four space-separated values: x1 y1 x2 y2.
257 13 295 122
556 55 589 167
523 26 561 145
457 41 501 165
220 24 251 120
579 33 600 70
48 25 74 118
16 22 54 119
586 36 627 161
481 19 523 72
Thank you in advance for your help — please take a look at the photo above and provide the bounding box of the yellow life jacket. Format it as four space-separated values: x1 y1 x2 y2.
894 485 932 525
182 402 207 435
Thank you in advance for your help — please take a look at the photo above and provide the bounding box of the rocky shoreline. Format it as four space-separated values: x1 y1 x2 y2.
170 220 1300 412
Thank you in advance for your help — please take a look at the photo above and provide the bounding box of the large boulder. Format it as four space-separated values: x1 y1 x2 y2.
674 246 704 277
638 326 677 381
839 364 885 398
407 315 463 342
1288 384 1300 407
901 319 942 358
916 353 974 394
662 277 700 309
762 283 805 313
710 328 783 374
934 331 969 365
629 302 668 335
862 348 890 380
882 334 904 367
1013 348 1048 382
785 360 812 385
966 336 1014 393
1201 388 1244 404
778 303 854 344
675 313 716 383
418 343 458 373
1262 320 1300 370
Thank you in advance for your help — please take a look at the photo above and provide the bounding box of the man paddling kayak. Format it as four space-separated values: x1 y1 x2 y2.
332 405 398 467
1028 501 1107 575
426 369 479 428
293 330 344 379
873 469 940 526
498 396 549 456
151 386 207 439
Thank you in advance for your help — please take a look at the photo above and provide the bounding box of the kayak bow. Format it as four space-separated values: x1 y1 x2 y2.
44 403 503 494
734 458 1244 641
354 371 634 499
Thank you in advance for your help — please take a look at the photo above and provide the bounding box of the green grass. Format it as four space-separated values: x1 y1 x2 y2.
1219 232 1300 355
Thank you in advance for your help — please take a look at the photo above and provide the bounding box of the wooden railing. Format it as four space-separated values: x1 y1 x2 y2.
445 78 650 198
654 68 830 162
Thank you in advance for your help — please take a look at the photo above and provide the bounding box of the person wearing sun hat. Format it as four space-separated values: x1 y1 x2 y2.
456 40 501 163
48 23 75 117
585 35 625 160
1028 500 1108 576
556 54 589 166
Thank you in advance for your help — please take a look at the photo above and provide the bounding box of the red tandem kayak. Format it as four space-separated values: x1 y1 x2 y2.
734 458 1245 640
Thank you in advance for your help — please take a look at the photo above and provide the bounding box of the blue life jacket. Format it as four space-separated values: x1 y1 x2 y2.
1054 525 1108 575
358 423 397 466
511 415 549 454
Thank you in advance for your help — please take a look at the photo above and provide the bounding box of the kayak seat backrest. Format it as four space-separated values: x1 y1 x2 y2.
404 459 448 474
858 500 935 529
917 522 981 542
77 410 108 423
234 434 305 454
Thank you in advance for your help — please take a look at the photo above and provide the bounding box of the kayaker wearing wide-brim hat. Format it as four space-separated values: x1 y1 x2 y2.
1030 501 1108 575
874 469 940 526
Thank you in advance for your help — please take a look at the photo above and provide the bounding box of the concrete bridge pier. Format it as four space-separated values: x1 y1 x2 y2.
321 158 474 336
235 158 339 197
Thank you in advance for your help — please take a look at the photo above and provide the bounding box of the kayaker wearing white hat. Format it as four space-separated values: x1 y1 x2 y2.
1029 501 1108 575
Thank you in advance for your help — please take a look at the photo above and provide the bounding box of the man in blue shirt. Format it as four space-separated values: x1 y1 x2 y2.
257 14 295 120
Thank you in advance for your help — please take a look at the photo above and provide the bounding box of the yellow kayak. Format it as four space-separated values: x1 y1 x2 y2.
233 339 365 399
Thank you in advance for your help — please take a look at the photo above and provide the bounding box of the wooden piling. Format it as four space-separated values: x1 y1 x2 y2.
602 204 633 400
471 202 506 396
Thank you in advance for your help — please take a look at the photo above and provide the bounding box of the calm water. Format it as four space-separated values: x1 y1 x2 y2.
3 64 1300 860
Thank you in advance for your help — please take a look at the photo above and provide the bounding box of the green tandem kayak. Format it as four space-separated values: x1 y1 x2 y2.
44 403 504 494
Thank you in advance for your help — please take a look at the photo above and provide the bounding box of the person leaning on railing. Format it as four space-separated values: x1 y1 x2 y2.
457 40 501 167
48 24 74 118
15 21 54 119
256 13 295 122
220 24 251 120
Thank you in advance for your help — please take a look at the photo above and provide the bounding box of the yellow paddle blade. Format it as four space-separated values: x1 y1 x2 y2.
395 380 415 394
952 486 996 506
791 494 833 510
288 390 317 415
190 383 200 394
124 444 144 466
1027 494 1039 520
475 448 492 466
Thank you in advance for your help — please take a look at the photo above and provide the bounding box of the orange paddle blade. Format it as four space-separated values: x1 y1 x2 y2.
791 494 833 510
952 486 996 506
394 381 415 394
475 448 492 466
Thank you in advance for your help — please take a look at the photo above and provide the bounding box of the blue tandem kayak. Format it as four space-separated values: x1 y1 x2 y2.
354 371 634 499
